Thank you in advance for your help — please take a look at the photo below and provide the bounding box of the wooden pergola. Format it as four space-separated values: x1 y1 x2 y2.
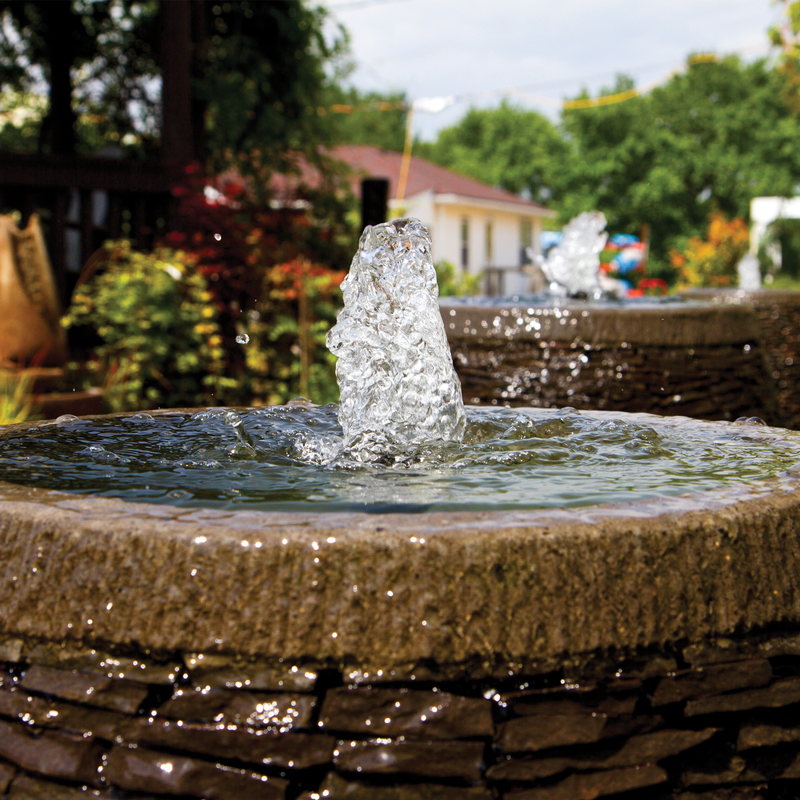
0 0 200 308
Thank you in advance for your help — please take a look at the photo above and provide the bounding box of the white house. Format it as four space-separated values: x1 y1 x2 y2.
332 145 556 295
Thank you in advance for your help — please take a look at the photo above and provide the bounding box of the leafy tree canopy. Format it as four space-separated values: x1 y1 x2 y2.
323 86 408 152
416 101 566 205
559 57 800 259
0 0 348 171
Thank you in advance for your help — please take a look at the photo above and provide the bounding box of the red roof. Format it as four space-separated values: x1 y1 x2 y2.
332 144 551 213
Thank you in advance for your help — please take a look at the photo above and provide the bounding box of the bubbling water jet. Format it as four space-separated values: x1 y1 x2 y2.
326 218 466 462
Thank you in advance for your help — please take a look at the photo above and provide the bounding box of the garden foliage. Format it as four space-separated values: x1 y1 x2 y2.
64 241 233 411
671 212 750 287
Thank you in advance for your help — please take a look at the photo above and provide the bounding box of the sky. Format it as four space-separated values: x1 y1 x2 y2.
320 0 785 141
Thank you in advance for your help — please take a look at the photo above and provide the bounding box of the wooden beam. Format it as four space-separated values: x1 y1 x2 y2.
0 155 179 193
160 0 194 166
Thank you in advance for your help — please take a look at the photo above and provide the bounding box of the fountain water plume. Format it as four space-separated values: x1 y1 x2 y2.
326 218 466 462
539 211 609 299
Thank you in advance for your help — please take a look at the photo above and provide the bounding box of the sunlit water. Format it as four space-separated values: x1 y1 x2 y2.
327 218 465 461
1 406 798 513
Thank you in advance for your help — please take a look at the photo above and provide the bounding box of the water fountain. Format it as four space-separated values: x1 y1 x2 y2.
444 214 779 424
1 219 800 799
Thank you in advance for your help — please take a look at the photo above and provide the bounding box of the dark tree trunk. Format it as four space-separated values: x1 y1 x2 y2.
160 0 194 166
190 0 208 167
40 1 77 155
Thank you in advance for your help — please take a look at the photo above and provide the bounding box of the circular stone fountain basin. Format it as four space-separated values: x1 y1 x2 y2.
680 288 800 430
442 297 779 424
1 409 800 798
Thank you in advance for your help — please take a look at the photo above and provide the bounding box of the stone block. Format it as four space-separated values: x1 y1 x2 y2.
25 642 181 685
651 659 772 706
488 727 718 780
0 719 103 786
158 685 315 729
495 713 606 752
124 717 335 769
20 665 148 715
334 738 484 780
685 676 800 717
0 686 126 740
737 721 800 751
301 772 493 800
502 764 668 800
0 761 14 792
105 744 288 799
8 772 113 799
320 687 493 739
495 712 660 753
183 653 318 692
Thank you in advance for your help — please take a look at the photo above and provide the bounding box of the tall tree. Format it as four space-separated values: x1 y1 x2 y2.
417 101 566 204
559 58 800 259
196 0 347 174
0 0 160 155
324 87 408 152
0 0 348 169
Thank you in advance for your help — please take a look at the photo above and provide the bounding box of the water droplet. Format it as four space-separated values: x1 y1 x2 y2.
214 233 222 241
236 334 249 345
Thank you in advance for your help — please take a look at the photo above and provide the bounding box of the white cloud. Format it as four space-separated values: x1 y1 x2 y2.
322 0 782 139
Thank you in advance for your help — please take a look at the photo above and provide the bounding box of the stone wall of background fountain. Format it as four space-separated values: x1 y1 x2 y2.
680 287 800 429
0 220 800 799
443 213 778 424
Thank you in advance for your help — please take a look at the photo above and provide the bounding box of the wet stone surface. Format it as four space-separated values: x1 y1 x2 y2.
506 764 669 800
105 745 288 799
334 738 485 780
0 719 104 786
304 772 494 800
8 773 112 799
124 717 335 769
449 336 774 424
651 659 773 706
320 686 493 739
158 685 316 729
20 665 148 715
0 628 800 797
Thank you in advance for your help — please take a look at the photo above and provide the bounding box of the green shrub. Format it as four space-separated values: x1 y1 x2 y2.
435 260 482 297
64 241 237 411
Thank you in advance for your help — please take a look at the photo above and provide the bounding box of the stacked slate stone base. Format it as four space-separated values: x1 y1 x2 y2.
451 339 774 423
681 290 800 430
2 629 800 800
442 302 779 425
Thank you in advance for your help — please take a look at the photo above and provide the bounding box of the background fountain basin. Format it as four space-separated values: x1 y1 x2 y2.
680 288 800 430
1 411 800 797
443 298 779 425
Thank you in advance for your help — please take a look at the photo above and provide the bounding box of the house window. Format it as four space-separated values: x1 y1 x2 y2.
520 218 533 266
485 220 493 265
460 217 469 270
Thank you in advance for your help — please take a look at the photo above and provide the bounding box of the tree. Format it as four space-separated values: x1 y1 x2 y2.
0 0 349 170
0 0 160 155
324 86 408 152
557 59 800 264
196 0 348 174
416 101 566 204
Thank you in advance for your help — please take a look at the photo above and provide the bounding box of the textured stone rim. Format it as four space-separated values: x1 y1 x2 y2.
1 409 800 677
441 301 760 346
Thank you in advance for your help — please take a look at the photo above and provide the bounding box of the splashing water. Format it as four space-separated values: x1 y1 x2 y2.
325 218 466 462
540 211 609 299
